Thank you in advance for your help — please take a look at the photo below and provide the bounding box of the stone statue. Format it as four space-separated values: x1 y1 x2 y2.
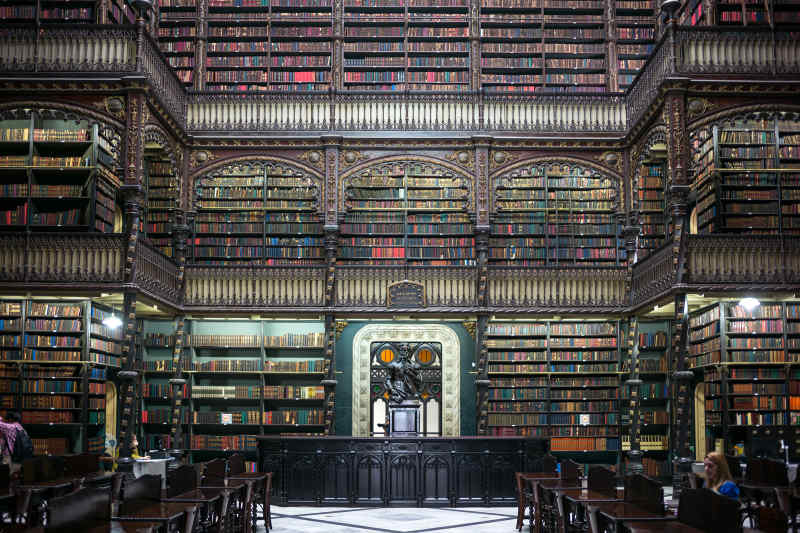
384 345 422 404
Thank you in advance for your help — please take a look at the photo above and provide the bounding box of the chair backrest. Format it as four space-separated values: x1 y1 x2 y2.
560 459 581 481
762 458 789 486
541 454 558 474
42 455 64 481
746 457 766 483
21 456 44 484
755 505 788 533
167 464 198 498
587 465 615 494
623 474 663 515
123 474 162 502
228 453 245 475
45 486 110 533
707 488 743 533
202 458 226 486
676 488 710 530
725 455 743 479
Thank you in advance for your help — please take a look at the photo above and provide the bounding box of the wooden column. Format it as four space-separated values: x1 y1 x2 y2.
323 136 340 307
625 318 643 474
475 315 489 436
473 137 490 307
321 314 337 435
116 290 139 472
168 316 187 458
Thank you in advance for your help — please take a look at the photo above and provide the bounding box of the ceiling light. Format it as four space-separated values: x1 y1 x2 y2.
102 313 122 329
738 297 760 311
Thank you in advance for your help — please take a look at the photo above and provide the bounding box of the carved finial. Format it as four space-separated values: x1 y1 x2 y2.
463 321 477 340
334 320 348 340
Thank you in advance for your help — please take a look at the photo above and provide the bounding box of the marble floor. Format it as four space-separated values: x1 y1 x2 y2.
255 487 675 532
260 506 520 533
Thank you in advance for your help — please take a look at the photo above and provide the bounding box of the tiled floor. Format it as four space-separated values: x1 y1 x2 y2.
255 487 676 532
261 506 519 532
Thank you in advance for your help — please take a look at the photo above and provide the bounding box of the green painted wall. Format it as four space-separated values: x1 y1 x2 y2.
334 321 477 436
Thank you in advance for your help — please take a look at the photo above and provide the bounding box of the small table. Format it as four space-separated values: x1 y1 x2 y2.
588 501 676 533
226 472 270 529
18 477 82 526
558 488 624 532
622 521 704 533
163 487 224 532
113 500 193 533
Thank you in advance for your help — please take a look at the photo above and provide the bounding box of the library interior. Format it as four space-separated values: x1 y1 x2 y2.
0 0 800 530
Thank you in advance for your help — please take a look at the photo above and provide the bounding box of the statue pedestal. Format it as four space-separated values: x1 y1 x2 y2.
389 401 420 437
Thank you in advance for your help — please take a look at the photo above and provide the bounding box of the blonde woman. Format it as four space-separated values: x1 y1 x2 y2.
703 451 740 499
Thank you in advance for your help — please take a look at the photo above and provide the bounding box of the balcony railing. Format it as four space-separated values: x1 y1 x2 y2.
184 265 326 308
3 233 800 309
1 25 798 134
487 266 628 310
684 235 800 285
0 233 125 285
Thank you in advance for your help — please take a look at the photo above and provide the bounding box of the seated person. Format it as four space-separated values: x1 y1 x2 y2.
703 451 739 499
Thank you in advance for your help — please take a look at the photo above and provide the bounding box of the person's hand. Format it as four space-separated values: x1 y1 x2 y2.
142 455 151 460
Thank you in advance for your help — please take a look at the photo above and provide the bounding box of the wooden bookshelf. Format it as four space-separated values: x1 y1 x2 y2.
490 162 622 267
689 301 800 457
0 299 113 455
140 318 328 459
634 148 669 260
0 112 121 233
484 319 622 457
144 156 180 258
716 0 770 25
340 162 474 265
193 162 323 265
621 320 671 479
613 0 656 91
691 114 800 235
158 17 197 88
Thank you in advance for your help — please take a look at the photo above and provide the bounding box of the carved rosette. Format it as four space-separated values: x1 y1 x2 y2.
488 150 518 171
299 150 325 172
446 150 474 170
190 150 215 170
339 149 368 169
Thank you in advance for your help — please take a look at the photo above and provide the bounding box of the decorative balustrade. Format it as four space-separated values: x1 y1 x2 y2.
187 93 331 131
675 27 800 76
630 242 677 307
483 94 626 132
135 239 181 303
335 266 476 308
487 266 628 310
1 25 799 135
184 265 325 307
141 32 186 124
0 233 125 284
0 25 136 73
684 235 800 285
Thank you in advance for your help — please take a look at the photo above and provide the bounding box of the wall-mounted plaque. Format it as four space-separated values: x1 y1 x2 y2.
387 280 425 308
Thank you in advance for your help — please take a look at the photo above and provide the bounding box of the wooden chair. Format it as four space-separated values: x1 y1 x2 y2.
121 474 161 502
624 474 665 516
743 506 789 533
166 464 198 498
44 486 110 533
202 458 227 487
228 453 246 475
264 471 273 531
515 472 531 531
587 465 615 494
560 459 581 482
541 454 558 474
624 488 742 533
773 488 797 533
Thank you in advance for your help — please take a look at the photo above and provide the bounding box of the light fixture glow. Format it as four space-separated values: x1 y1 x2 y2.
738 297 760 311
102 313 122 329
